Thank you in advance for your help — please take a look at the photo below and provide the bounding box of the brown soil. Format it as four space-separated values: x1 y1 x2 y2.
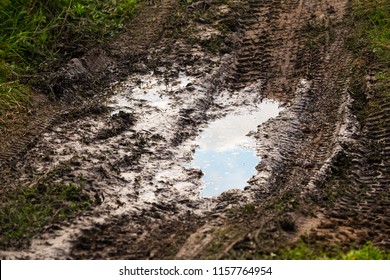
0 0 388 259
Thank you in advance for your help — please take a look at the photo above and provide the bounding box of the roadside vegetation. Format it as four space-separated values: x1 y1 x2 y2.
277 242 390 260
0 0 142 126
166 0 241 54
348 0 389 119
0 175 91 249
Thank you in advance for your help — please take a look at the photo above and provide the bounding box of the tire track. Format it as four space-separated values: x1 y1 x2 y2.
313 84 390 249
177 0 357 259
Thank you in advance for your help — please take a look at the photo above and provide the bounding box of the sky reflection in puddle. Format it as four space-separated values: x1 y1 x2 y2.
192 100 282 197
110 72 194 114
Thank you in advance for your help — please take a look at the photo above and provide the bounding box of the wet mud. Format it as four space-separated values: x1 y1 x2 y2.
0 0 388 259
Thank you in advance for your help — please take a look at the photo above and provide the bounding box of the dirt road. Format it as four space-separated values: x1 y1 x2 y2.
0 0 388 259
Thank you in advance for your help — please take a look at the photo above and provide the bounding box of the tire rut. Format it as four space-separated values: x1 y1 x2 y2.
176 0 356 259
311 82 390 249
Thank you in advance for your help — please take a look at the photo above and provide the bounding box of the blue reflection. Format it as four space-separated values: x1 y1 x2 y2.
190 101 282 197
192 147 260 197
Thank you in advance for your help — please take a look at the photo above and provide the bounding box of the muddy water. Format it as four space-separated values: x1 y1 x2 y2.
109 71 194 114
109 71 284 199
192 101 283 197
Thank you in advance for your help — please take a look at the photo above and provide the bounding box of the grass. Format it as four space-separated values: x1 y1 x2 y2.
0 0 142 126
359 1 390 65
0 0 142 67
347 0 389 118
350 0 390 59
0 61 31 124
0 177 91 249
276 242 390 260
343 243 390 260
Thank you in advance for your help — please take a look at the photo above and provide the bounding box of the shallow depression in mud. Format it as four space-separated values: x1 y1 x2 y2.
109 71 195 114
192 100 283 197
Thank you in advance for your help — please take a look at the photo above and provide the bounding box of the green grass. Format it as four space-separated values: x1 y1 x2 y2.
343 243 390 260
0 61 31 124
350 1 390 53
277 242 390 260
0 0 141 67
0 177 91 249
363 1 390 64
349 0 389 100
0 0 142 125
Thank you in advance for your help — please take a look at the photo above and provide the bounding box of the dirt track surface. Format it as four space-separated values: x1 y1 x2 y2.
0 0 389 259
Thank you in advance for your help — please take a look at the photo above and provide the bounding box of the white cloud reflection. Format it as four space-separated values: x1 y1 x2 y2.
197 100 282 152
192 100 282 197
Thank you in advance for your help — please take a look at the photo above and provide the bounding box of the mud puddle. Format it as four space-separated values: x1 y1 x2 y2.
109 71 194 113
191 101 282 197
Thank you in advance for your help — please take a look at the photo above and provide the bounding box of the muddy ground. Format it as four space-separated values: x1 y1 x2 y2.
0 0 389 259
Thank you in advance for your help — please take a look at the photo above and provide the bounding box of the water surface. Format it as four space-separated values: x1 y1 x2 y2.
109 72 194 113
191 100 282 197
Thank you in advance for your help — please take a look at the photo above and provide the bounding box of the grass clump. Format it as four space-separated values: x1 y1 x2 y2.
355 0 390 65
0 60 31 124
343 243 390 260
278 242 328 260
277 242 390 260
348 0 389 113
0 0 142 68
0 178 91 249
350 0 390 56
0 69 31 123
351 0 389 81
